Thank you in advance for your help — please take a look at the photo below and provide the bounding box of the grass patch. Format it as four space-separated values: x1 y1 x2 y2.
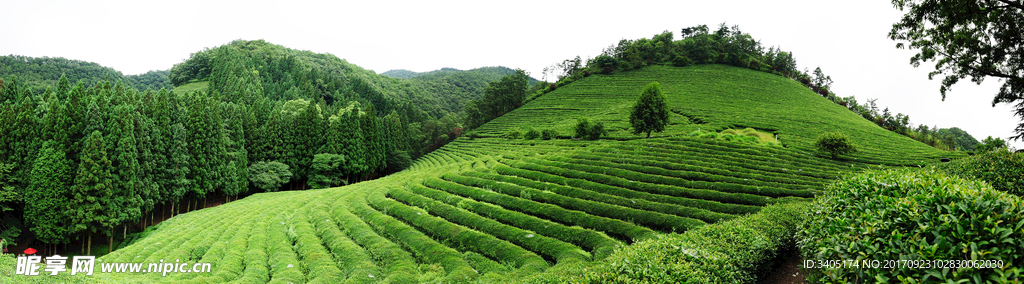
172 81 208 95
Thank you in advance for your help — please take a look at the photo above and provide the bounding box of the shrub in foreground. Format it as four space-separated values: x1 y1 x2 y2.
797 169 1024 283
539 202 806 283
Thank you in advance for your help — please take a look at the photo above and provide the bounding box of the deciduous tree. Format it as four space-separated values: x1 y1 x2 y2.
890 0 1024 140
629 82 670 138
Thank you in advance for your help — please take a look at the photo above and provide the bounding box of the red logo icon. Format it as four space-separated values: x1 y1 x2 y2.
24 248 36 255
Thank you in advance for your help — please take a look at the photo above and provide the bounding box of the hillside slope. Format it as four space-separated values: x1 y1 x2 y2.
476 64 955 165
169 40 536 120
40 64 954 283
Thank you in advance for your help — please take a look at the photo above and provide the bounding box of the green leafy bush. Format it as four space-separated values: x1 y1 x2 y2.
797 169 1024 283
248 161 293 192
541 129 558 140
939 148 1023 196
549 202 806 283
814 131 857 159
523 128 540 140
503 127 523 139
309 153 347 189
573 118 607 140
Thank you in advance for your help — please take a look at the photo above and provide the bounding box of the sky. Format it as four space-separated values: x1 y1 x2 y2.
1 0 1020 149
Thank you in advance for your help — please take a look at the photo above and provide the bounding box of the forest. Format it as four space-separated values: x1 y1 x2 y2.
0 40 539 254
0 55 172 94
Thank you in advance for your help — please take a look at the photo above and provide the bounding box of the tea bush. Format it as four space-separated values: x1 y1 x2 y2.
797 169 1024 283
547 202 807 283
524 128 541 140
938 148 1023 196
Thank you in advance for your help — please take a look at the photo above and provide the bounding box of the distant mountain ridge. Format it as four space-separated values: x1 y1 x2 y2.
169 40 538 119
0 55 172 94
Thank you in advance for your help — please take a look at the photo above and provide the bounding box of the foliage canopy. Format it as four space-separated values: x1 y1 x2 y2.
814 132 857 159
629 82 670 138
890 0 1024 141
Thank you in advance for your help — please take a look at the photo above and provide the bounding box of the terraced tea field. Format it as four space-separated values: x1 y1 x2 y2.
476 65 958 165
14 64 955 283
85 136 842 283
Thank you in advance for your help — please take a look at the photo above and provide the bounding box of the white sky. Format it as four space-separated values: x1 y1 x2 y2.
1 0 1020 149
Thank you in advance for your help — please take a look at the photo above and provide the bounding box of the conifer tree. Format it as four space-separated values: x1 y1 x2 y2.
70 131 113 255
361 104 385 177
10 97 40 192
64 82 86 156
292 100 323 184
82 102 105 141
340 105 366 182
167 123 190 216
134 114 159 226
24 142 73 247
56 73 71 101
109 104 142 246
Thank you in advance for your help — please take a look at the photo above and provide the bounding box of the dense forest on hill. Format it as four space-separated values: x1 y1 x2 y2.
400 67 541 118
0 55 172 93
170 40 537 118
0 40 540 253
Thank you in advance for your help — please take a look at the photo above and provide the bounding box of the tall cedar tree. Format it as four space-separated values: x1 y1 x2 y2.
134 112 159 224
293 100 324 184
167 123 190 216
341 106 366 182
10 97 40 210
186 92 222 202
56 73 71 101
109 104 143 245
70 131 113 255
361 104 385 177
152 89 174 212
64 81 87 157
630 82 670 138
25 142 74 246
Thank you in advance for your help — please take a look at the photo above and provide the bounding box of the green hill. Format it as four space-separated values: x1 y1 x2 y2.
0 55 172 94
169 40 536 120
476 64 955 165
42 63 960 283
380 69 422 79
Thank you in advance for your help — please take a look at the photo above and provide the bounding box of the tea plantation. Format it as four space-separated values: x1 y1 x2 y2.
2 64 968 283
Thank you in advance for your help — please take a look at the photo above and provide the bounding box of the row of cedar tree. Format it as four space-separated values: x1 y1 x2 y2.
0 72 419 252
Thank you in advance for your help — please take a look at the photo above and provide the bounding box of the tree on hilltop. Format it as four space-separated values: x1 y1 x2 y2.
630 82 670 138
